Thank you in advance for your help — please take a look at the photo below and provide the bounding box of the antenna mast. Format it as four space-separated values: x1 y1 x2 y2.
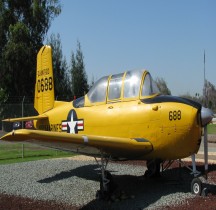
203 50 206 106
204 50 206 83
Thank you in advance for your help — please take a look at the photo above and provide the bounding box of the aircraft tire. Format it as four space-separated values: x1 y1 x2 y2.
144 159 161 178
96 190 104 200
191 177 202 195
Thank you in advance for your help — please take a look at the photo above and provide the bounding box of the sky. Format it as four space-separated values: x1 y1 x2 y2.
47 0 216 96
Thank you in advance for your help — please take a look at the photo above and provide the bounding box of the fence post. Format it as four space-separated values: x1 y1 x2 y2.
22 144 24 158
22 96 25 128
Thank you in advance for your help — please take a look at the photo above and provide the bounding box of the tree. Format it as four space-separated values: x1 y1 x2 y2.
70 41 88 98
0 0 61 102
89 74 95 89
203 80 216 111
179 92 202 104
47 33 72 100
155 77 171 95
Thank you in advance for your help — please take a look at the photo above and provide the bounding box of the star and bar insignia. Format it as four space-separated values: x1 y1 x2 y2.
61 109 84 134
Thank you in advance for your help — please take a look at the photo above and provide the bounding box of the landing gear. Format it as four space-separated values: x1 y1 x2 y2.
144 159 161 178
191 177 202 195
95 154 117 200
160 156 208 197
96 170 115 200
191 177 208 196
189 123 209 196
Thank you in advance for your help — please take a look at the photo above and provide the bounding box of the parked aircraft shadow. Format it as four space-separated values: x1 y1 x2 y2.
38 162 216 210
196 163 216 173
80 164 216 210
38 164 101 183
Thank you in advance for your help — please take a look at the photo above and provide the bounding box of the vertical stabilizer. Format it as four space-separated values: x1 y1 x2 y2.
34 45 55 114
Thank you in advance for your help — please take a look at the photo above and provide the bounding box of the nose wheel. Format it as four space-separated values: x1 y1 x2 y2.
191 177 202 195
191 177 208 196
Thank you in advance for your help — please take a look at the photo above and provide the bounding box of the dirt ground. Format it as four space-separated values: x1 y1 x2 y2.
0 193 216 210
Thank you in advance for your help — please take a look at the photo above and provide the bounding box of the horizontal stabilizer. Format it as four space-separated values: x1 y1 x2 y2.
2 115 48 122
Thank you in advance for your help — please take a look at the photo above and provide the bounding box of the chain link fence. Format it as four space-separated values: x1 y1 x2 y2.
0 97 37 131
0 96 73 131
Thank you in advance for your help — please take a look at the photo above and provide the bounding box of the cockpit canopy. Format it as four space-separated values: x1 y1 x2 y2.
87 69 160 104
73 70 160 107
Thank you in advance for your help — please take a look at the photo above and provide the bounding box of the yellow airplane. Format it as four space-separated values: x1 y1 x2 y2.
1 45 213 199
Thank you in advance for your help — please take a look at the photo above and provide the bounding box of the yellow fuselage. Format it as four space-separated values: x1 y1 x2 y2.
34 97 202 160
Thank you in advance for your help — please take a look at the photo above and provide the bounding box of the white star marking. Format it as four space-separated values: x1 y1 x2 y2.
67 111 77 134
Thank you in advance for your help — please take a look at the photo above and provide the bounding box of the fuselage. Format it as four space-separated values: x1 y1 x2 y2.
34 95 202 160
32 69 203 160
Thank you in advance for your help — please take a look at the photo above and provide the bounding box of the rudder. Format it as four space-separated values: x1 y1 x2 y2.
34 45 55 114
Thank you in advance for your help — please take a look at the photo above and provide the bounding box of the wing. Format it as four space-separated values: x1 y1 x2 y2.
0 129 153 159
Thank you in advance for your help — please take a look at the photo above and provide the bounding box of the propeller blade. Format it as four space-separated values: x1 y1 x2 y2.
201 107 214 126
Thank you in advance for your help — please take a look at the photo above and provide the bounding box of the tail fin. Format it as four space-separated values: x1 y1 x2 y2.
34 45 55 114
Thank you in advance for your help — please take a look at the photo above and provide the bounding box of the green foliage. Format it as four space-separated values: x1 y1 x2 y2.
47 33 72 100
0 0 61 123
0 88 7 103
0 0 61 100
70 41 89 98
3 22 34 96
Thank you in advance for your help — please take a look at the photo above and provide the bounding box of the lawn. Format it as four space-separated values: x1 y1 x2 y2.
207 124 216 134
0 142 74 165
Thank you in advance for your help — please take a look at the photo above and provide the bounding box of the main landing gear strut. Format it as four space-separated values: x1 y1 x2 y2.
95 154 117 200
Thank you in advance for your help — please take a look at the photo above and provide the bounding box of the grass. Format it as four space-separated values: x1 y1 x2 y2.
0 142 74 165
207 124 216 134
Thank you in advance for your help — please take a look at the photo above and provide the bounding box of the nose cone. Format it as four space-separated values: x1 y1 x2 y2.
201 107 214 126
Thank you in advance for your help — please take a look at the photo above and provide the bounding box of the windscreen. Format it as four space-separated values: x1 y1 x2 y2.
87 76 108 103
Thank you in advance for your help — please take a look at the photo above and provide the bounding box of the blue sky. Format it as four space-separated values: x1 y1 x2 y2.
47 0 216 96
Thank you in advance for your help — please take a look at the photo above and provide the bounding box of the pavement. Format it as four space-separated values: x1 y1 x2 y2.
189 139 216 163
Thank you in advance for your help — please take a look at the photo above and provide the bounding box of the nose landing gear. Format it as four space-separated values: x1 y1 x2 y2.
191 176 208 196
191 125 209 196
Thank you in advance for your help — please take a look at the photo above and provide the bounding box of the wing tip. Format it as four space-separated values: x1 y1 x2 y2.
0 129 31 141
